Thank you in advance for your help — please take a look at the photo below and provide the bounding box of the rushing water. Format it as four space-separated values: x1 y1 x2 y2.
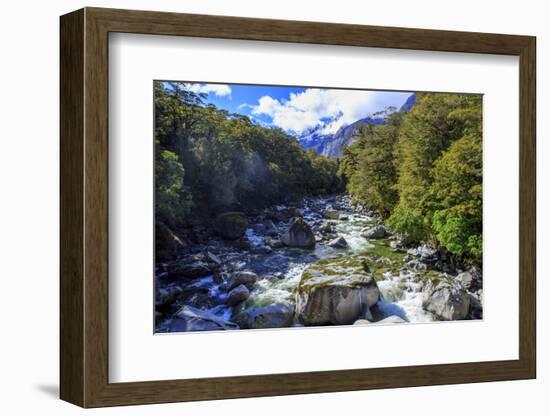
181 195 436 326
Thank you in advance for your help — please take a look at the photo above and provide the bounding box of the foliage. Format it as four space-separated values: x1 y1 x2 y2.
154 81 344 228
155 149 192 226
387 207 427 245
342 112 402 217
343 93 482 263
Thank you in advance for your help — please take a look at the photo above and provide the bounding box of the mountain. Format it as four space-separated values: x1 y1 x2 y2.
317 116 385 158
297 93 416 158
399 93 416 112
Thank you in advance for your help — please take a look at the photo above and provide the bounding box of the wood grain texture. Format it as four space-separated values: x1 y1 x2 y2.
59 8 85 407
59 7 537 408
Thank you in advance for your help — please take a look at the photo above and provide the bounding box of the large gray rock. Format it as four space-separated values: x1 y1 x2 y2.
226 284 250 306
228 271 258 291
422 280 471 320
328 236 349 248
233 302 294 329
214 212 248 240
296 256 380 326
281 217 316 249
361 225 389 239
169 306 239 332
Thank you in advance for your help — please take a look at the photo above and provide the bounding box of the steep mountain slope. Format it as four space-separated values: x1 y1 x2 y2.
298 93 416 158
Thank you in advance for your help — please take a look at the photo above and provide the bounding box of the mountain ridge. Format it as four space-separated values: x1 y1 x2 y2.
297 93 416 158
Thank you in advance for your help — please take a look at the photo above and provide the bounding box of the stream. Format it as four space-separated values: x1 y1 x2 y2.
155 193 470 332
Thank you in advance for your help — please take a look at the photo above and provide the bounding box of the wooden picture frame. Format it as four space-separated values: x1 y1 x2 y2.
60 7 536 408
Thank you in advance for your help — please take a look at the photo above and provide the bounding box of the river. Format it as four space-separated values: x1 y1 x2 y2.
156 194 449 332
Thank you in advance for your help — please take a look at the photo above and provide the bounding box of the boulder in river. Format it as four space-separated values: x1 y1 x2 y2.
233 302 295 329
168 260 216 280
214 212 248 240
296 256 380 326
361 224 389 239
169 306 239 332
228 271 258 291
322 210 341 220
328 235 349 248
226 284 250 306
281 217 316 249
422 280 471 320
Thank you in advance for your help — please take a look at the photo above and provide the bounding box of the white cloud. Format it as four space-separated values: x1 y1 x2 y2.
186 83 232 97
251 88 412 135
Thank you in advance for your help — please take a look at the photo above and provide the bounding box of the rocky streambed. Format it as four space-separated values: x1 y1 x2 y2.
155 195 483 333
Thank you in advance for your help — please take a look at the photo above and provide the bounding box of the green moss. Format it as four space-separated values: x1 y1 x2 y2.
300 256 374 290
417 270 450 286
362 239 407 263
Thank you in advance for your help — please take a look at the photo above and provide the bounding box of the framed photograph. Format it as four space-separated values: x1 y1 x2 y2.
60 7 536 408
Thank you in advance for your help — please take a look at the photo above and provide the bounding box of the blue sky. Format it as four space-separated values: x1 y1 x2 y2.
180 82 413 136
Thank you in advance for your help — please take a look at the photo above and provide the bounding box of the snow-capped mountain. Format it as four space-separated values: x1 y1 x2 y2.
297 93 416 158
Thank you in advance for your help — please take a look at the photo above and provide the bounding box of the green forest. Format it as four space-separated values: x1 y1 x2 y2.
155 82 482 265
341 93 482 261
155 81 343 227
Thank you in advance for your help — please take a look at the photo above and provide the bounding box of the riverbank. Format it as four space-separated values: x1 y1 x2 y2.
155 194 483 332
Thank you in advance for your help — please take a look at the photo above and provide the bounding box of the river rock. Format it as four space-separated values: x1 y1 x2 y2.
170 306 239 332
226 284 250 306
155 222 186 261
457 269 482 292
319 222 335 234
228 271 258 291
263 219 279 236
267 206 302 222
422 280 471 320
322 209 341 220
353 319 372 325
205 251 222 266
214 212 248 240
281 217 316 249
361 225 389 239
468 293 483 319
233 302 294 329
265 237 284 249
155 285 184 308
328 236 349 248
296 256 380 326
373 315 408 324
168 260 216 280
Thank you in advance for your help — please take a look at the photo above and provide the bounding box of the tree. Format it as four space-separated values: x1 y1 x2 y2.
345 112 402 217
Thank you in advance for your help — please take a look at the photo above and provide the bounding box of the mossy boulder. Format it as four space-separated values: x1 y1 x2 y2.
296 256 380 326
214 212 248 240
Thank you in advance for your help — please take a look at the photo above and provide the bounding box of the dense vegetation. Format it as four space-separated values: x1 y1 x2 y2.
342 93 482 262
155 82 482 264
154 81 344 229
